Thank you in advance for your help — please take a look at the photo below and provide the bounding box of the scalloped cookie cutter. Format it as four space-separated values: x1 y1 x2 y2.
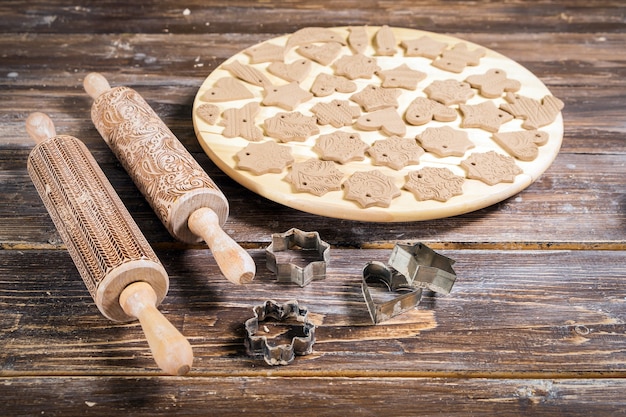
265 228 330 287
244 299 316 366
362 242 457 324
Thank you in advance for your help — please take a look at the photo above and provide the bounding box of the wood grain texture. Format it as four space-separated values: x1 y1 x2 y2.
1 0 625 415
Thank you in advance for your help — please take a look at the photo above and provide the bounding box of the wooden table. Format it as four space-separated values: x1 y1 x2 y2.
1 1 624 415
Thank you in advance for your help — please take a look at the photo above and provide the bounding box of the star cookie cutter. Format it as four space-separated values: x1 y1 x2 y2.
362 242 457 324
265 228 330 287
244 300 316 366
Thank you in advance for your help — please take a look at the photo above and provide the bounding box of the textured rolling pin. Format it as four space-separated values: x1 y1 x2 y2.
26 112 193 376
83 72 255 285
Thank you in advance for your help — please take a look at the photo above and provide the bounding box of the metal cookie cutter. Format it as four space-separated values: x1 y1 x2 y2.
265 228 330 287
362 242 457 324
244 300 316 366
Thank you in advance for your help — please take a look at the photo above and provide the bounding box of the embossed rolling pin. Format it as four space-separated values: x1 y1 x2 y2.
26 112 193 376
83 72 255 285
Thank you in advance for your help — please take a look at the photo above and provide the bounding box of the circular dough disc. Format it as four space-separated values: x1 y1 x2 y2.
193 26 563 222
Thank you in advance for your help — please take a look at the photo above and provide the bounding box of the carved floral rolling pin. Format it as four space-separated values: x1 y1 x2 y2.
83 73 255 285
26 112 193 376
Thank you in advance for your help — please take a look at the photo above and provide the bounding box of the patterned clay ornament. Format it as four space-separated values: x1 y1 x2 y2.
404 167 465 202
343 170 401 208
236 141 295 175
285 158 345 196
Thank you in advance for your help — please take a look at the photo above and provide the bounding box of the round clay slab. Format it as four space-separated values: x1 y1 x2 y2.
193 26 563 222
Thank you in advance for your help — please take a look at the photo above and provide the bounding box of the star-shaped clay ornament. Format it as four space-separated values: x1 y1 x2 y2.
350 84 402 112
285 158 344 196
314 131 370 164
404 167 465 202
461 151 523 185
376 64 427 90
367 136 425 170
417 126 475 157
334 54 381 80
236 141 294 175
424 79 475 106
343 170 401 208
459 101 514 133
263 82 314 111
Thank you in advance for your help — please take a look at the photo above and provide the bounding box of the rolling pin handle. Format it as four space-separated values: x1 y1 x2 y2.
119 282 194 376
188 207 256 285
25 112 56 144
84 72 112 99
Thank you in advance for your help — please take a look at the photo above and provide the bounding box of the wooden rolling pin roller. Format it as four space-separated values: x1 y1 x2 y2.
26 112 193 376
83 72 255 285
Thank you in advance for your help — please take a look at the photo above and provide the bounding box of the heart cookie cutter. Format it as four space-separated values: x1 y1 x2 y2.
362 242 457 324
265 228 330 287
244 299 316 366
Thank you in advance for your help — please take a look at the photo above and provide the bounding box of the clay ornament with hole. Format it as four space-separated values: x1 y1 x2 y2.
432 43 486 73
367 136 425 170
417 126 474 158
196 104 220 125
491 130 549 161
424 79 475 106
314 131 370 164
401 35 447 59
355 108 406 137
459 101 514 133
376 64 427 90
343 170 401 208
201 77 254 102
404 97 457 126
219 102 264 141
235 141 294 175
285 158 344 196
500 92 565 130
193 26 564 222
465 68 521 98
461 151 523 186
404 167 465 202
264 112 320 142
310 73 357 97
334 54 381 80
310 99 361 128
267 59 312 83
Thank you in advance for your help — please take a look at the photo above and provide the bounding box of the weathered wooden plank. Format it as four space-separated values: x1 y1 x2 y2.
2 376 626 416
1 0 624 34
1 148 624 247
1 249 625 375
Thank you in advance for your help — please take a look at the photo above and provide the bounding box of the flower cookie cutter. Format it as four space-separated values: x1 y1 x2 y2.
265 228 330 287
362 242 457 324
244 299 316 366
